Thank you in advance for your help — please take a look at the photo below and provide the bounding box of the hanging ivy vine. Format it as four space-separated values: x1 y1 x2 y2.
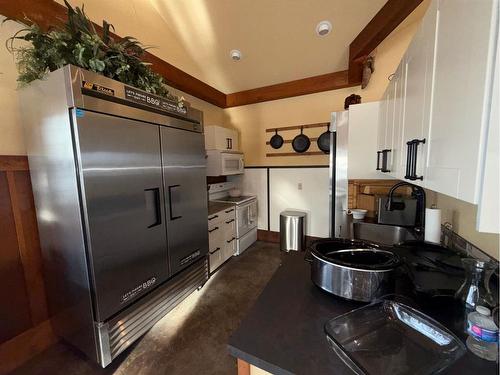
5 1 183 105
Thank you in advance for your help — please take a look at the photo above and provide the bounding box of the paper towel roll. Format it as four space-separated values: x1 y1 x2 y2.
425 208 442 244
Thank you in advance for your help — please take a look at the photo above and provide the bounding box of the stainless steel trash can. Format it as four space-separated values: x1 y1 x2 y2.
280 210 306 252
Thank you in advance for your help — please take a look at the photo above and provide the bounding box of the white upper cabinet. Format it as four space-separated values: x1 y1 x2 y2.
425 0 498 203
349 102 392 179
376 0 498 231
205 125 239 151
477 35 499 234
389 61 407 180
400 0 438 186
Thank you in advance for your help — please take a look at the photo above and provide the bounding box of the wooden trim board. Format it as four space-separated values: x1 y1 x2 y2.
0 155 29 171
265 123 329 132
0 320 57 375
266 152 326 157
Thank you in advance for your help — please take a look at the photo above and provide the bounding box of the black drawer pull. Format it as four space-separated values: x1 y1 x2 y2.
405 139 425 180
208 226 219 233
209 247 220 254
225 219 235 224
376 151 382 171
224 208 234 213
226 237 235 243
208 215 219 221
381 149 391 173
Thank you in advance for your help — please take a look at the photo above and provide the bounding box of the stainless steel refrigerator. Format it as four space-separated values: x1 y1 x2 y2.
20 65 209 367
329 110 350 238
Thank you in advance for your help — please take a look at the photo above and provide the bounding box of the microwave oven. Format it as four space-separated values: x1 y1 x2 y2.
206 150 244 176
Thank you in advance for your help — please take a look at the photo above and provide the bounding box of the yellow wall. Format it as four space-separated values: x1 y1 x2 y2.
1 3 497 258
0 16 227 155
0 18 26 155
437 194 499 259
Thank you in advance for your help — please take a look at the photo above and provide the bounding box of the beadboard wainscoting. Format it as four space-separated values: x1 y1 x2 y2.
0 156 57 375
229 167 402 239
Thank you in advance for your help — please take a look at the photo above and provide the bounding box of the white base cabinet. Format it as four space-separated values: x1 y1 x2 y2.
208 207 236 273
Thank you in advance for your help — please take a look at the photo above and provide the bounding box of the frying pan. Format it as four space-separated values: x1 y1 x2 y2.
317 124 330 154
292 127 310 153
269 129 284 149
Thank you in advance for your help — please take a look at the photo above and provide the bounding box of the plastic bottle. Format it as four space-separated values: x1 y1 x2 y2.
466 306 499 361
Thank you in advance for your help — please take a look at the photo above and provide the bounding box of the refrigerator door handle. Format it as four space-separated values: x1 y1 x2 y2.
144 188 162 228
168 184 183 220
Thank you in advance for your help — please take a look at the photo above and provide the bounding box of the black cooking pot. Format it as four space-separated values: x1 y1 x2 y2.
269 129 284 149
308 238 400 302
292 127 310 153
317 124 330 154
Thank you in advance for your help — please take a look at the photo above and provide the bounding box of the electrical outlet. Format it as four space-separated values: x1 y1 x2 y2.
298 183 303 190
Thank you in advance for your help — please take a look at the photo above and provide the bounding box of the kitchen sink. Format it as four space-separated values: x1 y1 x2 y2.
352 222 417 246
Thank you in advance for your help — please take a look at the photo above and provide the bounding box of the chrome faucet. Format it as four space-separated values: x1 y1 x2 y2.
385 181 426 236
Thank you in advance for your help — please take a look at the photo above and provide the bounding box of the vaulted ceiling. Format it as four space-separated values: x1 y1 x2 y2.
55 0 386 93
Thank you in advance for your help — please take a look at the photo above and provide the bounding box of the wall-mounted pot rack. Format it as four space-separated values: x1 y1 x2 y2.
266 151 325 157
265 122 329 157
265 122 329 133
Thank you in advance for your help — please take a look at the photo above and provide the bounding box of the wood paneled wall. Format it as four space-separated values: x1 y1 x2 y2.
0 156 56 375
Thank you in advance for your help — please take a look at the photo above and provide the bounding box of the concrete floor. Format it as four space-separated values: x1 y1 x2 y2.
12 241 283 375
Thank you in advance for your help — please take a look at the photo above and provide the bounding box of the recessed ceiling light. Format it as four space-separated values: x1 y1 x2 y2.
316 21 332 37
230 49 242 61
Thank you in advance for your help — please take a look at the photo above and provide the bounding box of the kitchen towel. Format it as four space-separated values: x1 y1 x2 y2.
425 208 442 244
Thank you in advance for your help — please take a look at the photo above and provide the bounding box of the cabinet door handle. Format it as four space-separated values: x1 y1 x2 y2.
209 247 220 254
208 226 219 233
405 139 425 180
208 215 219 221
376 151 382 171
224 208 234 213
381 149 391 173
225 219 235 224
226 237 235 243
229 138 232 149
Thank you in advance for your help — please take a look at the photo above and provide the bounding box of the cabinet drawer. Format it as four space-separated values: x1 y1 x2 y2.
208 224 222 247
224 236 236 260
220 207 236 223
208 212 223 227
209 247 222 273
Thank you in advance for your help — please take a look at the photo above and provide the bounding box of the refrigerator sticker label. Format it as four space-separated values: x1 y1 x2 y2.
82 81 115 97
75 109 85 118
124 86 187 115
121 276 157 303
180 250 201 266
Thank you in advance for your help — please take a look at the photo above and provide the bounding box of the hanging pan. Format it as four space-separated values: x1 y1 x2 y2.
292 127 310 153
269 129 284 149
317 124 331 154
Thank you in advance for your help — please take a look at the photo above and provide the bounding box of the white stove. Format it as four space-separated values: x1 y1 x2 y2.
208 182 257 255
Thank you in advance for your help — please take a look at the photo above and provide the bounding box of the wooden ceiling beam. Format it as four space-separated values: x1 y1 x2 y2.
0 0 227 108
0 0 422 109
226 70 356 108
347 0 423 82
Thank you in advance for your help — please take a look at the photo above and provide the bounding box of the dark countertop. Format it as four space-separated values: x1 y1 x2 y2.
228 252 498 375
208 201 234 216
